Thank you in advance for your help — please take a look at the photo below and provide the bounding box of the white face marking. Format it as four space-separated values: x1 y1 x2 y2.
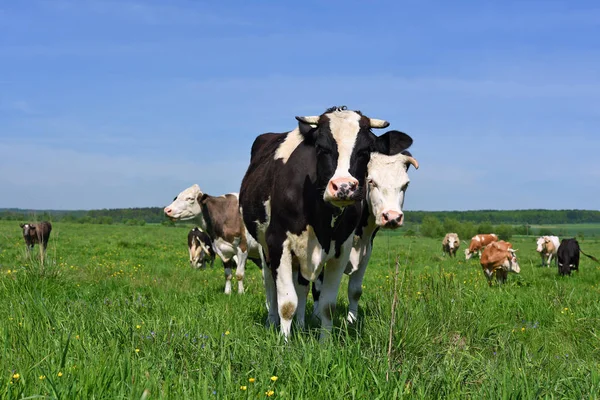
165 184 203 222
536 237 545 253
327 110 362 183
274 128 303 163
366 152 410 227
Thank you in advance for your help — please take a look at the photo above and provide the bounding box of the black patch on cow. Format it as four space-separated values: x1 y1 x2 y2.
557 238 580 276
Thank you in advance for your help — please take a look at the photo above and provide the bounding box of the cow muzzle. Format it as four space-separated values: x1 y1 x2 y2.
325 177 360 206
381 210 403 228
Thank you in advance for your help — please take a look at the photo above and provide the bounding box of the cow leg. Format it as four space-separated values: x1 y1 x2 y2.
268 236 296 339
317 246 352 340
347 252 370 324
262 265 280 327
547 253 553 268
294 265 309 329
223 259 235 295
310 271 324 324
235 248 248 294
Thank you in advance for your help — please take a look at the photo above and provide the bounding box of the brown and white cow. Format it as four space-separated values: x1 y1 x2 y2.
164 184 263 294
480 240 520 285
442 233 460 257
535 235 560 267
188 227 215 269
465 233 498 260
20 221 52 254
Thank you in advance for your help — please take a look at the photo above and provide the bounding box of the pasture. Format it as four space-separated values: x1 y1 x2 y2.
1 221 600 399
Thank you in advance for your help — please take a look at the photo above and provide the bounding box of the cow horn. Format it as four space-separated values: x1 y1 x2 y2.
406 156 419 170
296 116 320 125
369 118 390 129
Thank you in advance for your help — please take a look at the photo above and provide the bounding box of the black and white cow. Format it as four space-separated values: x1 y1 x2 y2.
239 106 413 339
557 238 599 276
164 185 263 294
309 150 419 325
188 227 215 269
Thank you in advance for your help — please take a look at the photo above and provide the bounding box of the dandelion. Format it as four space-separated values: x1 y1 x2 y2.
135 348 140 353
240 386 247 391
225 331 230 335
58 372 63 377
12 373 20 380
417 291 422 295
76 335 80 340
266 390 275 397
271 376 278 382
39 375 46 380
136 325 141 329
521 327 525 332
564 307 568 311
248 378 256 383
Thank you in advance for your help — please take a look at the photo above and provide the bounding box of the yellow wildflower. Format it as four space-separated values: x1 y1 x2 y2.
135 348 140 353
266 390 275 397
136 325 141 329
521 327 525 332
12 373 20 380
225 331 230 335
76 335 80 340
240 386 247 391
39 375 46 380
271 376 278 382
564 307 568 311
58 372 63 377
248 377 256 383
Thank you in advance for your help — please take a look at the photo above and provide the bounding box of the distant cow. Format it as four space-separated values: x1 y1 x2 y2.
188 227 215 269
557 238 599 276
465 233 498 260
20 221 52 253
480 240 520 285
536 235 560 267
164 184 263 294
442 233 460 257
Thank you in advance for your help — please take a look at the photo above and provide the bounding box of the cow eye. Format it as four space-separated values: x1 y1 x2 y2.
367 178 377 188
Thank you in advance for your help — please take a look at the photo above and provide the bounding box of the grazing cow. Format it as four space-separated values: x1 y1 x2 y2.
188 227 215 269
164 184 262 294
557 238 599 276
465 233 498 260
239 106 414 338
535 235 560 267
20 221 52 253
480 240 520 285
442 233 460 257
310 150 419 325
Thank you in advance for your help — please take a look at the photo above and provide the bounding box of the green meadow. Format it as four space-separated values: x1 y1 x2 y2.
1 221 600 399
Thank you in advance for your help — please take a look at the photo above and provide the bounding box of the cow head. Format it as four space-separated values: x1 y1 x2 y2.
366 151 418 228
536 236 550 253
506 249 521 273
296 106 413 208
164 184 205 223
446 234 459 250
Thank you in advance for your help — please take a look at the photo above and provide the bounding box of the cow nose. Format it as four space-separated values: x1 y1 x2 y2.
327 177 359 200
164 207 172 215
382 211 403 227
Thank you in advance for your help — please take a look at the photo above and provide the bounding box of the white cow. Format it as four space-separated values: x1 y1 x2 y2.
536 235 560 267
308 151 419 325
442 233 460 257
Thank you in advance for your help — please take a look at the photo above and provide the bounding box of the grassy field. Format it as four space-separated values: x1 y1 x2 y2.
1 221 600 399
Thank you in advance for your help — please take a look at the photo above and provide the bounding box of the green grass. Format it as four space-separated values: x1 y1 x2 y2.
1 221 600 399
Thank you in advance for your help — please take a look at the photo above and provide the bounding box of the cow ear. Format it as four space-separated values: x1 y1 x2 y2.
198 193 209 204
19 223 25 228
373 131 413 156
296 116 318 140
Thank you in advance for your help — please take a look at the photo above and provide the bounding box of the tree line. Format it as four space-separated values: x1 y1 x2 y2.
1 208 599 228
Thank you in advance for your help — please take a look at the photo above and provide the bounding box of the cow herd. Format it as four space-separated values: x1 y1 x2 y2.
16 106 600 341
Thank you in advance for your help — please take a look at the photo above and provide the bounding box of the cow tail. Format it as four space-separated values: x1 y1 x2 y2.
580 249 600 264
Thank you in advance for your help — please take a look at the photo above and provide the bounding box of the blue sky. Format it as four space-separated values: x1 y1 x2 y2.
1 0 599 211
